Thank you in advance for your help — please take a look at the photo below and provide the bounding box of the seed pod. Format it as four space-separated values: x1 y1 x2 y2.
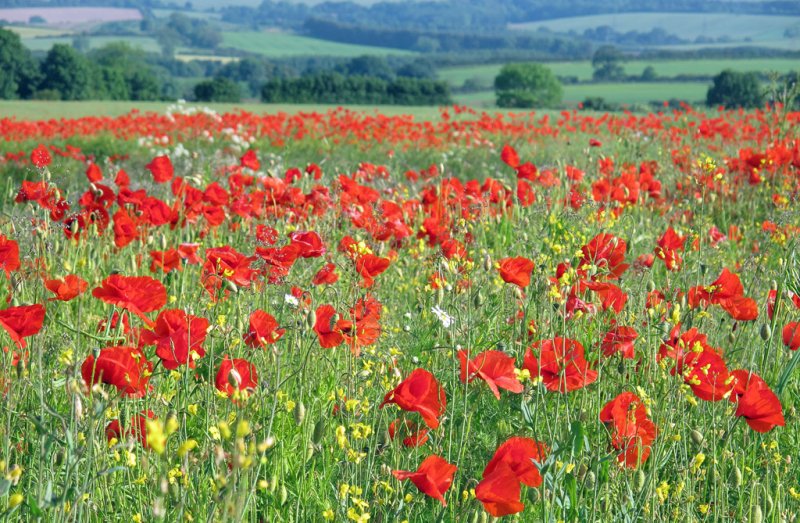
279 484 288 506
306 309 317 330
728 332 736 345
269 474 278 493
647 280 657 292
635 470 646 492
312 419 325 444
293 401 306 425
690 429 704 446
766 494 773 514
473 292 485 307
760 324 772 341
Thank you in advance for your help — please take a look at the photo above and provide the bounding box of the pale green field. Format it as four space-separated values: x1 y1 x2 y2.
0 100 445 120
510 12 800 45
441 59 799 88
2 25 72 37
20 34 161 52
221 30 415 57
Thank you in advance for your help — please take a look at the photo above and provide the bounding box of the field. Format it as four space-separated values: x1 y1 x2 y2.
0 7 141 27
221 30 415 57
441 59 800 89
19 35 161 53
509 12 800 48
0 100 797 522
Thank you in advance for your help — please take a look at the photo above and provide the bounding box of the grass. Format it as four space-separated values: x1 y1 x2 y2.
509 12 800 46
440 59 800 89
175 54 240 63
20 35 161 53
0 100 446 120
2 25 73 37
221 30 415 57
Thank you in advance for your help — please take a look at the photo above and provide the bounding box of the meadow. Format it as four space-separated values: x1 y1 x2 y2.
220 31 415 58
0 101 797 522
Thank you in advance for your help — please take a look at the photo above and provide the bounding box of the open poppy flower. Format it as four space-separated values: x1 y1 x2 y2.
312 263 339 285
140 309 210 370
578 233 628 280
482 437 548 488
146 155 173 183
687 268 758 321
149 249 182 273
0 235 20 278
767 289 800 320
202 246 257 299
0 304 46 348
600 392 657 468
458 349 523 399
106 410 155 449
355 253 391 287
654 227 685 271
476 462 524 517
30 144 52 168
289 231 326 258
313 304 345 348
388 418 430 448
81 346 152 398
524 337 598 393
782 322 800 351
243 310 284 348
215 356 258 398
729 370 784 432
600 325 638 359
392 455 456 506
240 149 260 170
44 274 88 302
381 368 446 430
92 275 167 325
498 256 535 288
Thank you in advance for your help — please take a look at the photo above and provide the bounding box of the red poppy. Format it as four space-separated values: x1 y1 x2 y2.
578 233 628 280
0 235 20 278
146 155 173 183
582 281 628 313
498 257 535 288
782 322 800 350
44 274 88 301
149 249 182 273
313 304 345 348
178 243 202 264
0 304 46 348
243 310 284 348
355 254 391 287
392 455 457 507
30 144 52 168
388 419 429 448
140 309 210 370
112 208 138 248
458 349 523 399
600 325 638 359
682 347 732 402
92 275 167 325
289 231 326 258
202 246 257 299
312 263 339 285
733 377 785 433
381 368 446 430
476 462 524 517
337 295 382 355
240 149 260 170
654 227 685 271
215 356 258 397
687 268 758 321
767 289 800 320
500 145 520 169
86 163 102 183
106 410 155 449
483 437 547 488
524 337 598 393
81 346 152 398
600 392 657 468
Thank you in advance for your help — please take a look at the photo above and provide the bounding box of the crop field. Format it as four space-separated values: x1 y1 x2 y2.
509 13 800 47
19 35 161 53
221 31 415 58
441 59 800 89
0 102 798 522
0 7 142 28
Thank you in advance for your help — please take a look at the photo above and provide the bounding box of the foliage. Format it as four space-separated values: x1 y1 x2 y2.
706 69 764 108
592 45 625 81
194 76 241 103
494 62 562 108
0 28 37 99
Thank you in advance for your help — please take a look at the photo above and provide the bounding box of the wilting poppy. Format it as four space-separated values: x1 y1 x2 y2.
498 257 535 288
140 309 210 370
81 346 152 398
44 274 88 302
392 455 457 506
458 349 523 399
0 304 46 348
243 310 284 348
381 368 446 430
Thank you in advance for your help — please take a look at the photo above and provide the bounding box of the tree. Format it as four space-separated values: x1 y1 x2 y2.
706 70 763 109
39 44 93 100
195 76 240 103
592 45 625 81
0 28 37 99
494 63 562 109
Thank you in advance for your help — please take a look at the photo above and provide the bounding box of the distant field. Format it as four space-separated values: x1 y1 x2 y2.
175 53 240 63
2 26 73 38
150 9 221 20
20 35 160 52
0 7 141 28
221 31 415 57
440 58 799 88
0 100 445 121
509 12 800 47
453 81 708 107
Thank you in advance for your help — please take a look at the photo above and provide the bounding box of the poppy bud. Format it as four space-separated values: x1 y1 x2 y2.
730 466 743 488
306 309 316 330
760 324 772 341
750 505 763 523
659 322 671 337
700 263 707 275
225 279 239 294
279 484 288 506
312 419 325 444
53 450 65 467
690 429 704 446
473 292 484 307
585 471 596 489
727 332 735 345
766 494 774 514
647 280 656 292
227 368 243 389
635 470 645 492
483 253 492 272
269 474 278 493
771 280 778 290
679 294 687 309
293 401 306 426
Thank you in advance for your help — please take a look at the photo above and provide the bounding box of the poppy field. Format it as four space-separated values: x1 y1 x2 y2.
0 103 799 522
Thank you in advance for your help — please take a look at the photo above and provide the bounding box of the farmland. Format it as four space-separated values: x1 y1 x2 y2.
221 30 415 58
0 100 797 521
0 7 141 28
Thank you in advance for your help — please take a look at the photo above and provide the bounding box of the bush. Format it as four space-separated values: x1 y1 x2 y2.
194 77 241 103
706 70 763 109
494 62 562 109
